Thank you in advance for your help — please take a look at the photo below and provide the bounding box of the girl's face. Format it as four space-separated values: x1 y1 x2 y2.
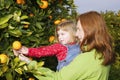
76 20 84 42
57 29 73 44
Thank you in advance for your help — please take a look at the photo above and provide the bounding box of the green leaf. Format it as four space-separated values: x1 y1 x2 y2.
20 15 29 20
0 0 5 10
0 14 13 25
0 23 8 29
18 61 26 67
8 29 22 37
5 0 13 9
21 21 30 25
2 65 9 73
35 22 42 29
28 61 37 70
5 72 13 80
15 68 23 74
14 57 20 63
37 61 44 67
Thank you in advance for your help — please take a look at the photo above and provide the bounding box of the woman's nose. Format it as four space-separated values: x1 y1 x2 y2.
75 32 78 37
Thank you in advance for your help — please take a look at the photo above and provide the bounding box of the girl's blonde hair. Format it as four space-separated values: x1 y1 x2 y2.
55 20 77 43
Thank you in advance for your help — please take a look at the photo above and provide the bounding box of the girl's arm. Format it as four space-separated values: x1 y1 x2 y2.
27 43 67 60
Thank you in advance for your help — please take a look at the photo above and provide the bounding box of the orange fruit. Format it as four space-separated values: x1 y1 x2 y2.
21 0 25 4
29 13 34 17
16 0 25 4
0 54 8 64
49 36 55 43
24 24 29 28
49 15 52 19
40 1 48 9
28 77 35 80
12 41 22 50
16 0 22 4
61 18 67 22
54 20 61 25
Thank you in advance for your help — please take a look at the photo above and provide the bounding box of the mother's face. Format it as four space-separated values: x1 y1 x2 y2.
76 20 84 42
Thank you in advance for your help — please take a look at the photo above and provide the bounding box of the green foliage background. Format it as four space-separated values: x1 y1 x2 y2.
0 0 77 79
0 0 120 80
101 11 120 80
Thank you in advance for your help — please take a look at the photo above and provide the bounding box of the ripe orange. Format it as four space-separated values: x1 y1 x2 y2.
16 0 22 4
39 1 48 9
16 0 25 4
49 36 55 43
12 41 22 50
54 20 61 25
21 0 25 4
49 15 52 19
61 18 67 22
28 77 35 80
29 13 34 17
0 54 8 64
24 24 29 28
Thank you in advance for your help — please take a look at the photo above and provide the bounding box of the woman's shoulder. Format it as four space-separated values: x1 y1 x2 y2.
78 49 96 56
74 49 101 63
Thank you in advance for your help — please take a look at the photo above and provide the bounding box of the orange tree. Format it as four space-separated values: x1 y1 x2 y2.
0 0 77 79
101 11 120 80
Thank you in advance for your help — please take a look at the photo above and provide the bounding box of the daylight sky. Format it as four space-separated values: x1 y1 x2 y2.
74 0 120 13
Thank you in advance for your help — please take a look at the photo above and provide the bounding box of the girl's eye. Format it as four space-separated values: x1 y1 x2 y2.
61 33 64 35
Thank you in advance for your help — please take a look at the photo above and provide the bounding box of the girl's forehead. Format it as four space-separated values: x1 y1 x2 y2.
57 29 68 33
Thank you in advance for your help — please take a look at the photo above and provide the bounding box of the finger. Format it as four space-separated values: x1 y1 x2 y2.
13 49 19 56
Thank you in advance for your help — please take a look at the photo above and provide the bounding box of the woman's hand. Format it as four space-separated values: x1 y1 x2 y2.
19 54 31 64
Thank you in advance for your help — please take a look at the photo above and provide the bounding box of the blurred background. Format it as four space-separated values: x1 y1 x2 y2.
74 0 120 13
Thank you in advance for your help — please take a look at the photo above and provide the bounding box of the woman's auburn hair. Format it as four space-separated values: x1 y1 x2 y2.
77 11 115 65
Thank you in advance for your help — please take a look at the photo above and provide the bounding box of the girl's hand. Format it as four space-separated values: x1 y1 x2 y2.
13 49 19 56
17 46 29 55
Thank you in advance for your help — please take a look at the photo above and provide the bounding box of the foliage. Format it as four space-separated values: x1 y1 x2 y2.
0 0 77 79
101 10 120 80
0 56 45 80
0 0 120 80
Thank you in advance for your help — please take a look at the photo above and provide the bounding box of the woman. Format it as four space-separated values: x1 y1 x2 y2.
27 11 116 80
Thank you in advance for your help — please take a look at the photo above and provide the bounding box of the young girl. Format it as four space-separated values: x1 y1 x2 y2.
13 20 81 71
